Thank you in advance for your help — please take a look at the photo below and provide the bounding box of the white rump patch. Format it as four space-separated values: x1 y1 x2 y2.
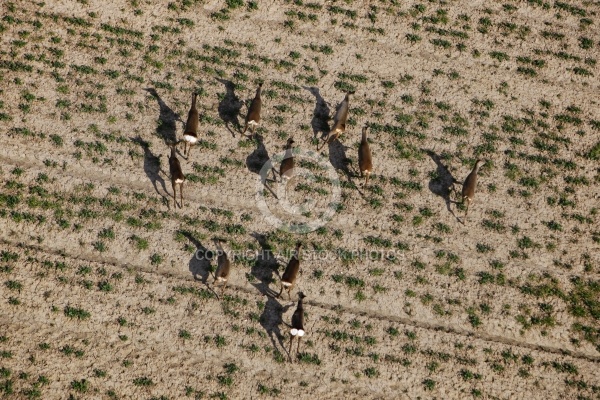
183 135 198 144
297 329 305 337
216 276 227 282
175 179 184 184
248 120 259 126
282 282 292 287
290 328 298 336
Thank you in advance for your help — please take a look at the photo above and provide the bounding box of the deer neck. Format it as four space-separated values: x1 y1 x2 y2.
285 145 293 157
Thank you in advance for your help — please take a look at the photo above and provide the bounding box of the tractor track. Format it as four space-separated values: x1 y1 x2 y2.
2 237 599 363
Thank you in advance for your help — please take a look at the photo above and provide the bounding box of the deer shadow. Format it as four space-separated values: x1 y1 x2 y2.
425 150 460 218
250 233 291 353
246 134 270 175
130 136 169 205
216 78 243 137
246 134 278 198
328 139 354 181
144 88 182 144
182 231 214 284
304 86 331 140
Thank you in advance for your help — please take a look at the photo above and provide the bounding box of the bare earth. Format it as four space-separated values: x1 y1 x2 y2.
0 0 599 399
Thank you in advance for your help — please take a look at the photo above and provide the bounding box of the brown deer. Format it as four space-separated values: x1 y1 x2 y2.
213 238 231 298
279 138 295 182
278 242 302 299
243 83 262 138
182 92 198 158
358 124 373 186
168 141 185 208
318 91 353 150
461 159 485 222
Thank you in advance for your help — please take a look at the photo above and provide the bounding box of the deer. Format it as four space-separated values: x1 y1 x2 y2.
288 292 306 362
182 92 199 158
243 83 262 139
278 242 302 300
279 138 295 183
168 141 185 209
212 238 231 298
358 124 373 186
461 159 485 223
318 91 353 150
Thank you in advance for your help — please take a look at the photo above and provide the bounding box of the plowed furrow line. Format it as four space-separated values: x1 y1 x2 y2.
2 238 598 363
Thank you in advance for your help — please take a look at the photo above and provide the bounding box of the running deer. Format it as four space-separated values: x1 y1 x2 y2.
319 91 353 150
213 238 231 298
288 292 306 361
461 159 485 222
279 138 295 182
243 83 262 138
278 242 302 299
168 141 185 209
182 92 198 158
358 124 373 186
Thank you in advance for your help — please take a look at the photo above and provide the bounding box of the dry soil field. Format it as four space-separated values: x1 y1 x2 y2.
0 0 599 399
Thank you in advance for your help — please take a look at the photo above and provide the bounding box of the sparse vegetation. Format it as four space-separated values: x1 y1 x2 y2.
0 1 596 398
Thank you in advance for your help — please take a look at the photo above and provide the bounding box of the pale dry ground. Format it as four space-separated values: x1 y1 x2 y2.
0 0 599 399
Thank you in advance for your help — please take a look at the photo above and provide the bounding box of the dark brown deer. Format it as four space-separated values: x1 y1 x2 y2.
168 141 185 208
288 292 306 361
182 92 198 158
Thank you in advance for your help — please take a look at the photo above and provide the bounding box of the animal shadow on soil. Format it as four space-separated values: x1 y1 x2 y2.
304 86 330 140
250 233 292 353
131 136 169 205
144 88 182 144
182 231 214 284
425 149 460 219
246 134 278 197
328 139 354 182
216 78 243 137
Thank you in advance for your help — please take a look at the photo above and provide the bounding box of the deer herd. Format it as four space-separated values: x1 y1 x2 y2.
156 84 485 361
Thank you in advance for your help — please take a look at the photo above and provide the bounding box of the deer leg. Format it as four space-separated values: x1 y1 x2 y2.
180 182 184 208
288 336 294 361
464 198 470 222
365 172 369 187
448 184 456 200
297 337 302 355
172 180 177 209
